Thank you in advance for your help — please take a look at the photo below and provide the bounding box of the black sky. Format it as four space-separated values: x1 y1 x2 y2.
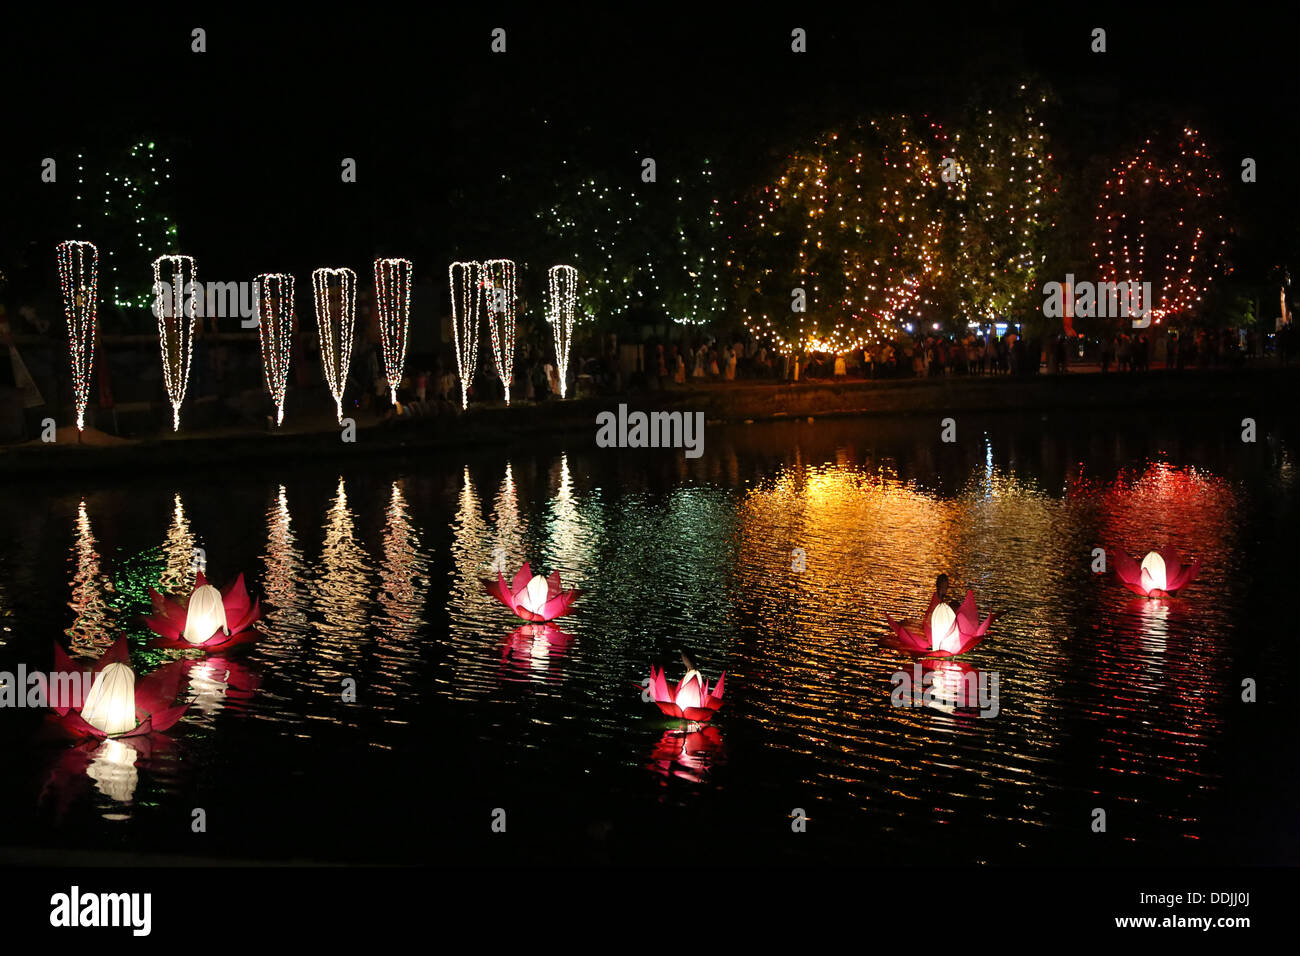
3 3 1297 300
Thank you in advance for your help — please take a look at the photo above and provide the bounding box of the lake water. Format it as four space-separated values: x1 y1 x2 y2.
1 410 1296 864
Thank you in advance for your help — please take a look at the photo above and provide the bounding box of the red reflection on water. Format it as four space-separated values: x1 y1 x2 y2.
499 623 574 681
646 726 726 784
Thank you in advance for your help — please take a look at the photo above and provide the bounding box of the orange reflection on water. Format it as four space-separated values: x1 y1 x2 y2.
311 479 374 669
65 499 113 658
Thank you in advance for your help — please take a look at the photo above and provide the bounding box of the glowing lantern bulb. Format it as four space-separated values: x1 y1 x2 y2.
518 575 550 617
675 675 704 710
81 663 137 736
1140 551 1168 592
930 602 957 652
183 584 229 644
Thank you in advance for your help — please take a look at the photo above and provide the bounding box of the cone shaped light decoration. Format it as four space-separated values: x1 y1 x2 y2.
546 265 577 399
256 273 294 426
482 259 517 405
56 241 99 431
374 258 413 406
448 261 482 410
312 267 357 423
151 254 198 431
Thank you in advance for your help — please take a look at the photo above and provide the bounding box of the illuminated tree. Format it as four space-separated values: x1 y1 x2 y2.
940 85 1053 323
1091 127 1233 325
536 159 725 328
75 141 180 311
730 115 948 355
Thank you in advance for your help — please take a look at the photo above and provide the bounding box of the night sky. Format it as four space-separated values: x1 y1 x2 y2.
3 4 1297 302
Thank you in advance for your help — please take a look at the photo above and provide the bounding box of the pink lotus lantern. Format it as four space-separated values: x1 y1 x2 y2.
884 590 997 657
145 571 262 650
646 665 726 722
1113 546 1200 598
484 562 581 622
48 638 188 740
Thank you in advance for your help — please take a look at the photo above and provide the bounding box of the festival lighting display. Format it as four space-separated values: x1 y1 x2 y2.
1091 128 1232 324
537 160 725 326
943 86 1052 322
733 115 948 355
55 240 99 431
481 259 517 405
374 257 413 405
546 265 577 398
151 254 198 431
256 273 294 425
449 261 482 409
312 267 358 423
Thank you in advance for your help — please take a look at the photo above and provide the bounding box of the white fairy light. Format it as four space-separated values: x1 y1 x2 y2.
312 267 357 423
449 261 482 410
256 273 294 426
481 258 517 405
546 265 577 399
374 257 413 405
56 240 99 431
151 254 197 431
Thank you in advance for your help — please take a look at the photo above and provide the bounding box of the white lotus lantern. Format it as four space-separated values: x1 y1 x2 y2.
183 584 229 645
930 602 958 653
81 663 137 736
1140 551 1168 593
517 575 551 618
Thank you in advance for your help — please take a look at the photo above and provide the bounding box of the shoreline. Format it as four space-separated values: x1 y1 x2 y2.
2 367 1295 478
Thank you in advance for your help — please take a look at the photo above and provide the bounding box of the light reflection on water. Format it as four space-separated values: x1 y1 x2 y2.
2 415 1295 861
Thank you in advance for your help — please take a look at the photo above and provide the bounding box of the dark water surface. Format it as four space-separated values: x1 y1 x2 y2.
1 410 1297 864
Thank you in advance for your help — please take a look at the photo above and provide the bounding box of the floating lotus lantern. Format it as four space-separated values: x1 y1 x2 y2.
145 571 262 650
646 665 726 722
1113 546 1200 598
48 638 188 739
885 590 997 657
484 562 581 622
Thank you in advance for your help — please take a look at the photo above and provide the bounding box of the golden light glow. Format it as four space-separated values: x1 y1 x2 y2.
81 663 137 736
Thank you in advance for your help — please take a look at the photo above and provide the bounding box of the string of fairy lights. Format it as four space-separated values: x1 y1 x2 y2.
737 115 948 355
546 265 577 398
736 94 1053 355
256 273 295 426
74 143 178 309
944 87 1051 322
448 261 482 410
151 254 197 431
312 267 357 423
537 159 725 326
1091 127 1231 323
49 109 1234 427
374 257 413 405
481 259 518 405
55 240 99 431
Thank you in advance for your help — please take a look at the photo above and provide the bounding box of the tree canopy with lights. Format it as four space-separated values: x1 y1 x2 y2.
940 85 1053 325
1090 127 1233 325
730 115 948 355
537 159 725 329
